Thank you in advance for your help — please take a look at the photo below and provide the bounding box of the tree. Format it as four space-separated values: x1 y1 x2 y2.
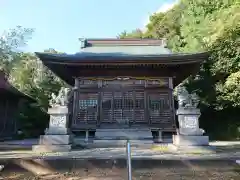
119 0 240 139
121 0 240 108
0 26 68 138
178 0 240 109
9 51 65 109
118 29 146 39
9 51 66 138
0 26 34 72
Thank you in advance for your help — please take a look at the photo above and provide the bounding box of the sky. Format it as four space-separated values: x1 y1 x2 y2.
0 0 176 53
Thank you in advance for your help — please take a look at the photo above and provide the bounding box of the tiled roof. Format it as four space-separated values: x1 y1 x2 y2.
79 45 172 55
79 38 171 55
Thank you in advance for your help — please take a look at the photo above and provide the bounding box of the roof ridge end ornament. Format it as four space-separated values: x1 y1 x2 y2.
162 38 167 48
80 38 86 49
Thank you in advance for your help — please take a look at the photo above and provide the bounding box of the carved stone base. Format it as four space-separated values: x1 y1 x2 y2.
173 135 209 146
33 103 73 152
171 135 214 153
45 127 72 135
169 144 215 153
178 128 205 136
176 107 207 136
39 135 72 145
32 144 72 152
33 134 72 152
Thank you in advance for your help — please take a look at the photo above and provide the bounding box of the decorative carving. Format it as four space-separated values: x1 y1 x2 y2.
191 92 200 108
182 116 198 129
49 87 71 107
176 86 200 108
50 115 66 128
78 77 169 88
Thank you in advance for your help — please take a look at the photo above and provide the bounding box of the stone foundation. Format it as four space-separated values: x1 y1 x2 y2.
91 128 154 148
95 128 153 140
44 127 72 135
39 134 72 145
173 135 209 146
33 131 73 152
32 144 72 152
92 140 154 148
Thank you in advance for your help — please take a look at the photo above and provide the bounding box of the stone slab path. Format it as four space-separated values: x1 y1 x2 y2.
0 139 239 160
0 147 239 160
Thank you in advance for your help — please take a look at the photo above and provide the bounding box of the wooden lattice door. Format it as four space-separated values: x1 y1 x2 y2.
75 92 98 125
148 91 173 128
101 91 134 128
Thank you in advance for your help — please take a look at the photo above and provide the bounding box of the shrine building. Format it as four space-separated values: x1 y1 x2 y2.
36 38 209 139
0 71 34 140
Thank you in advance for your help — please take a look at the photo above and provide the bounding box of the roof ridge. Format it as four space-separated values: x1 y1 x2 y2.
79 38 167 48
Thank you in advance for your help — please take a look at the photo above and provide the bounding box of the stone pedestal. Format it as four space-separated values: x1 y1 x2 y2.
32 106 72 152
173 107 211 152
176 107 205 136
173 135 209 146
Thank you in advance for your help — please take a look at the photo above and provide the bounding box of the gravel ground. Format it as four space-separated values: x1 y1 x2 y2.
1 160 239 180
0 141 239 179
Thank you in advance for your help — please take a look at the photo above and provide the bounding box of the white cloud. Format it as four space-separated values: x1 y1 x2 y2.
156 1 176 13
143 0 178 30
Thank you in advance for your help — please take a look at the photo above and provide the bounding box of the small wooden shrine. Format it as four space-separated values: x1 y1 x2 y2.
36 38 209 136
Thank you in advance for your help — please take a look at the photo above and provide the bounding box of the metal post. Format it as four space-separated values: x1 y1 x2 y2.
85 130 89 143
126 139 132 180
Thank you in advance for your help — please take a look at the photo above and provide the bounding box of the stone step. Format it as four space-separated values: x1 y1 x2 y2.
95 128 151 131
39 135 72 145
32 144 72 152
94 137 153 141
88 140 154 148
95 129 152 139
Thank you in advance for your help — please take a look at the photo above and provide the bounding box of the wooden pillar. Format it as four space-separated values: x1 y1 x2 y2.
97 80 102 127
15 99 22 134
144 91 150 125
169 77 176 129
72 78 80 127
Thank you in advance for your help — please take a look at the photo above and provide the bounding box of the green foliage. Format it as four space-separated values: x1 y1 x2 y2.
17 102 49 138
118 29 146 39
9 52 65 109
9 51 65 137
0 26 34 72
121 0 240 140
0 26 65 138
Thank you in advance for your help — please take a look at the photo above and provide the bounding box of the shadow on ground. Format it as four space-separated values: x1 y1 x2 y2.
0 159 239 180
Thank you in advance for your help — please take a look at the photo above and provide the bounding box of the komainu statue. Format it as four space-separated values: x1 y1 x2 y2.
176 86 200 108
49 87 71 107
